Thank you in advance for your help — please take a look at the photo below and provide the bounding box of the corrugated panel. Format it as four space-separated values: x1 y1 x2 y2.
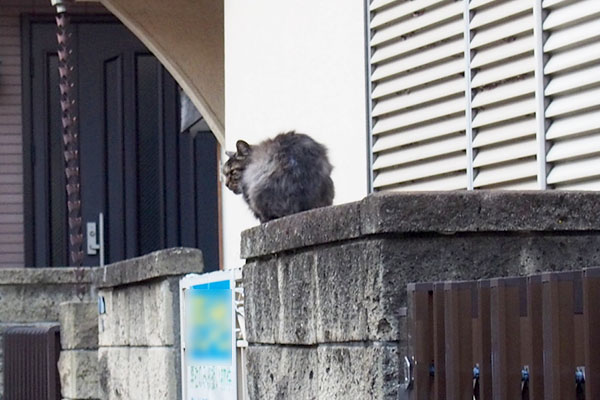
390 172 467 191
473 159 538 188
469 1 537 188
370 0 467 190
542 0 600 29
546 112 600 140
546 133 600 162
469 0 532 29
471 77 535 108
545 65 600 96
470 13 532 49
373 153 466 189
372 58 464 99
373 116 466 152
543 1 600 189
547 156 600 186
472 118 536 147
372 77 464 117
371 1 462 45
368 0 600 193
373 134 466 170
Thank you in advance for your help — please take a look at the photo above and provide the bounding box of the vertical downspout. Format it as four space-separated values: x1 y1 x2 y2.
52 0 85 297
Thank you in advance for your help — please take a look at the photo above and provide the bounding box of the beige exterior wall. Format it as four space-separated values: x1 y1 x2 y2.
222 0 370 267
0 1 107 268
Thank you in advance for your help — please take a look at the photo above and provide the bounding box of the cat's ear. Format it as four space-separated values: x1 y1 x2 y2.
236 140 251 156
225 151 235 158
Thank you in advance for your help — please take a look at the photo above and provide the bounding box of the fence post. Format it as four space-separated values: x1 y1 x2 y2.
526 275 544 400
474 280 492 399
444 281 473 399
407 283 434 400
490 277 524 399
583 267 600 399
432 283 446 399
542 271 577 399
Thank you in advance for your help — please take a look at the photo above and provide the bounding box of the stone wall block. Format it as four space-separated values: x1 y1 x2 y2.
0 284 92 323
276 252 318 344
98 279 177 347
243 260 280 344
98 289 128 347
314 242 371 342
317 343 401 400
58 350 99 399
98 347 177 400
59 302 98 350
240 202 361 259
246 345 318 400
98 347 128 400
360 191 600 236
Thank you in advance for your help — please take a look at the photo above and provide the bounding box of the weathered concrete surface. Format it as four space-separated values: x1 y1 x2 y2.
94 247 203 288
242 191 600 259
246 344 401 400
317 344 401 399
97 247 203 400
242 191 600 400
98 347 177 400
0 247 203 400
98 278 178 347
0 269 94 400
244 240 401 344
58 302 99 400
0 268 93 323
246 346 318 399
59 302 98 350
58 350 99 399
240 201 361 259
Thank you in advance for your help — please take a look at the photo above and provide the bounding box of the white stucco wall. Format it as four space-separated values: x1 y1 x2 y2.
223 0 369 267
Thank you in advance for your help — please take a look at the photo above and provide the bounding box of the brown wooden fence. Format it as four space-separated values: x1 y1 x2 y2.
406 267 600 400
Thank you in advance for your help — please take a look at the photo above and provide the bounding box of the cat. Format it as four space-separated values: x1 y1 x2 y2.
222 131 334 223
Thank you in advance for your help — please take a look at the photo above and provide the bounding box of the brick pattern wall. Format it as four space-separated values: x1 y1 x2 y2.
0 1 107 267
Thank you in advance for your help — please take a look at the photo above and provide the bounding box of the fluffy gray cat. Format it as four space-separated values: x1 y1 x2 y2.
222 131 334 223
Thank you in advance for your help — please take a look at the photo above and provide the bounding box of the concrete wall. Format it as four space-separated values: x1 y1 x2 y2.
0 247 202 400
0 267 94 398
222 0 370 268
95 248 203 400
241 191 600 399
58 302 100 400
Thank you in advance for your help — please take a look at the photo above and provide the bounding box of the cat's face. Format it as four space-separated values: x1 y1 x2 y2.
222 140 252 195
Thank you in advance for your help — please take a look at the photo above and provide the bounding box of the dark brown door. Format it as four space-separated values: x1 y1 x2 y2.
25 19 219 269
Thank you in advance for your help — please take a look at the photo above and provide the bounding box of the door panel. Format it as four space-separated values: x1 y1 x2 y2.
27 20 219 269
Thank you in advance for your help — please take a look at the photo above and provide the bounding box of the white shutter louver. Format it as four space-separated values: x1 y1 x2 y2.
370 0 468 191
368 0 600 192
469 0 538 188
543 0 600 189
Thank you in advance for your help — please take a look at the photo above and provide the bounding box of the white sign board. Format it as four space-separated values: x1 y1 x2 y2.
180 270 237 400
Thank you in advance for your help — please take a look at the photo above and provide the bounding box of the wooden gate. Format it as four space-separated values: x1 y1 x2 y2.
406 268 600 399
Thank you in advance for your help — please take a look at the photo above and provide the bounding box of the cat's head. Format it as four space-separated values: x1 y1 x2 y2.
222 140 252 194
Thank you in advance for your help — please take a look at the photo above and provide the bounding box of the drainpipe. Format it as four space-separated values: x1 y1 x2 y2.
52 0 85 297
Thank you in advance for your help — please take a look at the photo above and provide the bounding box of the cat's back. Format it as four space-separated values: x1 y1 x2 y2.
253 131 332 174
242 131 334 219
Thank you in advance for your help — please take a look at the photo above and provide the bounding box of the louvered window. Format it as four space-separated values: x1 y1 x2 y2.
368 0 600 191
